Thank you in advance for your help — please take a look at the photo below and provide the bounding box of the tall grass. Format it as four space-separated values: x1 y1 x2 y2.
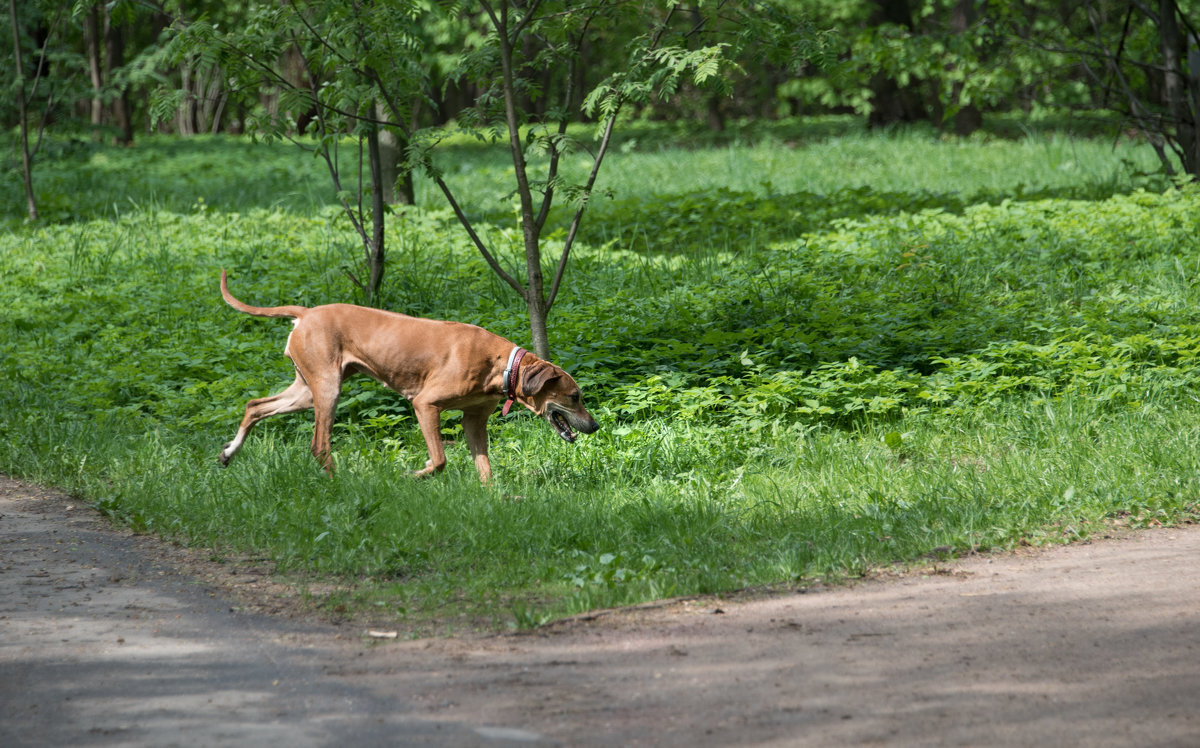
2 118 1197 632
586 129 1164 199
5 115 1164 228
5 386 1197 632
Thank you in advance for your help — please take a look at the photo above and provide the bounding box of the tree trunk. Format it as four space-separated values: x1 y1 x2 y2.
706 95 726 132
867 0 927 127
1188 33 1200 177
526 294 550 361
104 14 132 145
492 3 551 358
1159 0 1198 176
177 64 194 135
524 241 550 359
950 0 982 136
953 103 983 136
378 125 400 204
365 125 387 303
9 0 37 221
374 100 414 205
84 5 103 133
205 70 227 134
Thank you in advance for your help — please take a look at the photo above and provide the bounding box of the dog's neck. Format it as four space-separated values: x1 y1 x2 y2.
501 346 527 416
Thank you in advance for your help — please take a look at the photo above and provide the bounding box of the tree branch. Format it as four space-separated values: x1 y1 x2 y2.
27 13 62 160
288 31 375 248
433 175 527 297
1084 2 1181 173
547 3 681 310
287 0 356 68
533 44 577 232
533 7 601 233
1100 2 1134 107
9 0 36 220
478 0 502 35
510 0 545 41
207 28 408 132
546 108 617 310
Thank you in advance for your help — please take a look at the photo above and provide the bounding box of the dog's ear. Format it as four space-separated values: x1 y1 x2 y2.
520 361 561 396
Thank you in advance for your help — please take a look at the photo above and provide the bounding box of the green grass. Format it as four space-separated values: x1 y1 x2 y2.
2 116 1198 633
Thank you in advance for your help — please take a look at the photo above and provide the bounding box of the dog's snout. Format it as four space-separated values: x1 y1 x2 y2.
577 414 600 434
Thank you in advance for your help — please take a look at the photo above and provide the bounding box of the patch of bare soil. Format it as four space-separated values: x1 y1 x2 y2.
4 474 1200 747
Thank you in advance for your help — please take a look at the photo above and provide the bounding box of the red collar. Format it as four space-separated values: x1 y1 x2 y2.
501 347 527 416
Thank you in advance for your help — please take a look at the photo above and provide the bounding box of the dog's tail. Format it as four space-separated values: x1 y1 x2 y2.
220 269 309 319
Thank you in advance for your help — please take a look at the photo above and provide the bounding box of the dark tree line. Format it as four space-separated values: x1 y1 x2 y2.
6 2 1198 152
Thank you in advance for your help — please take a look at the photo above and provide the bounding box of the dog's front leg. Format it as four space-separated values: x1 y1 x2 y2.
411 401 446 478
309 386 340 475
461 406 493 484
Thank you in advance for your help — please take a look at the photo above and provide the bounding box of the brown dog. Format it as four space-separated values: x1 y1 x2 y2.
217 270 598 483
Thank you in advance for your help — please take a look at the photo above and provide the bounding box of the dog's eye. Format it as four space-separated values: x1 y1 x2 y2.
571 392 581 404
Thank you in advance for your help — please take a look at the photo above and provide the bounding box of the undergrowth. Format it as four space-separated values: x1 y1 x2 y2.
2 119 1198 632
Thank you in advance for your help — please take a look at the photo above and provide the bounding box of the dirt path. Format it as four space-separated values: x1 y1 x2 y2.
3 475 1200 747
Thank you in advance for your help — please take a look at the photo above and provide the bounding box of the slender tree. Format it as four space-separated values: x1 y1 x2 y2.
162 1 430 302
419 1 828 358
9 0 41 220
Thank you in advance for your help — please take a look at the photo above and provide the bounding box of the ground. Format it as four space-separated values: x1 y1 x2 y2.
3 474 1199 746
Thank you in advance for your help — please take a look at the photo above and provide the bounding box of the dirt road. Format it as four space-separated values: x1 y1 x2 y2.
3 475 1199 746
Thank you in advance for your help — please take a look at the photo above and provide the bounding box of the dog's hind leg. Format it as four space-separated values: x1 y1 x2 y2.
220 373 313 466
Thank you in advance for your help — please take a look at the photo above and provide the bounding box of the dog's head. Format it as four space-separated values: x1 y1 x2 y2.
519 359 600 443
